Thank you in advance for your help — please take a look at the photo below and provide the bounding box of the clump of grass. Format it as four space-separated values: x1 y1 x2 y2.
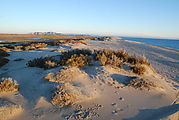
128 78 156 90
0 78 19 93
132 64 146 75
27 56 58 69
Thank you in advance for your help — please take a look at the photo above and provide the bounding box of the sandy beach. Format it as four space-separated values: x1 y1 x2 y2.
0 37 178 120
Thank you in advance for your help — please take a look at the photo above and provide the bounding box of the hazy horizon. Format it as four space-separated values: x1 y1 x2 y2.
1 0 179 39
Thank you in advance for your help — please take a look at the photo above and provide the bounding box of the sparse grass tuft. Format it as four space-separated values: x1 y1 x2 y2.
0 78 19 93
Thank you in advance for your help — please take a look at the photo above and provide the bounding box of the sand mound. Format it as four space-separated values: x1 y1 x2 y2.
45 67 99 107
0 98 23 120
35 97 52 109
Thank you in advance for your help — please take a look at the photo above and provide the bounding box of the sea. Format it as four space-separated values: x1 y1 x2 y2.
121 37 179 50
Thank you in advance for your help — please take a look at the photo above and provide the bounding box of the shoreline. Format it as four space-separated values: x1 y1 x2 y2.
120 37 179 50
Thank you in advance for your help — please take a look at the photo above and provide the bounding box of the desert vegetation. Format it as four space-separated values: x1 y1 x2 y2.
0 50 9 67
96 37 118 41
132 64 146 75
0 43 47 51
28 49 150 75
0 78 19 93
27 56 58 69
128 78 156 90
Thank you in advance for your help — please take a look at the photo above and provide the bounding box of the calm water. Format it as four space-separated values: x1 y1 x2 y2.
121 37 179 50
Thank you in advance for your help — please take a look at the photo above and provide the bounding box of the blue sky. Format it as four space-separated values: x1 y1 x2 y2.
0 0 179 38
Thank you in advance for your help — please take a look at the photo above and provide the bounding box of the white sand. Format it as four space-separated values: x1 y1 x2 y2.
0 38 178 120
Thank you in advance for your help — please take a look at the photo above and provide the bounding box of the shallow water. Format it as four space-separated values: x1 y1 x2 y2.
121 37 179 49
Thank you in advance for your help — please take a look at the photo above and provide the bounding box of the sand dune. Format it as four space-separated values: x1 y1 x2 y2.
0 37 178 120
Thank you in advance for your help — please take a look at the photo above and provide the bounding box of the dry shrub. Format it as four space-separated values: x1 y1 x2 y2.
127 56 139 65
97 37 117 41
128 78 156 90
51 49 64 52
0 50 10 57
0 57 9 68
46 39 87 46
27 56 58 69
94 49 123 68
59 49 92 67
27 49 150 72
30 43 47 48
132 65 146 75
23 46 35 51
20 43 47 51
59 39 87 46
61 54 92 67
13 46 23 51
115 49 129 62
138 56 150 65
51 85 74 106
0 78 19 93
127 55 150 65
0 47 12 52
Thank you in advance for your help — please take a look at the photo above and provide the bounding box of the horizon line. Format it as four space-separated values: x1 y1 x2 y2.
0 32 179 40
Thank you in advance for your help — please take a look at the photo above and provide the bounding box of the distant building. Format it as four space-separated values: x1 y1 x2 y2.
31 32 61 35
